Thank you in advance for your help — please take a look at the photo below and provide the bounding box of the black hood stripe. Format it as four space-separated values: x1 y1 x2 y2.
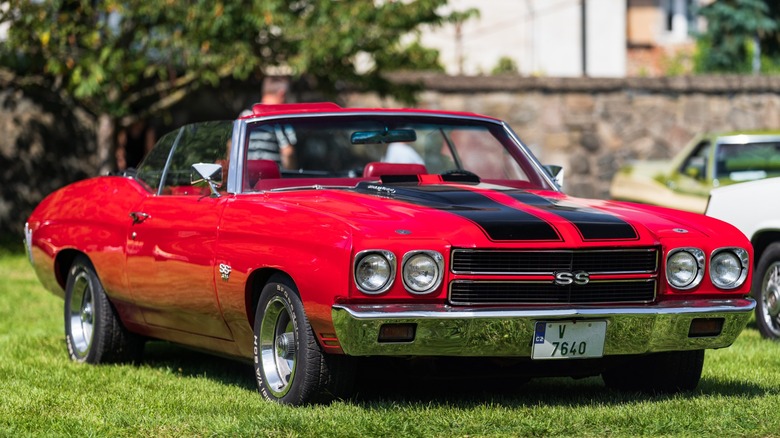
355 182 561 241
504 190 638 241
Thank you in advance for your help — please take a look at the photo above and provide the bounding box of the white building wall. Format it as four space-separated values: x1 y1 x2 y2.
586 0 627 77
420 0 626 77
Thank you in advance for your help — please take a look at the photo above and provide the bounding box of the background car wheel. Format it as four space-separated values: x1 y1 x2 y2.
64 255 144 364
602 350 704 393
754 243 780 340
253 275 353 405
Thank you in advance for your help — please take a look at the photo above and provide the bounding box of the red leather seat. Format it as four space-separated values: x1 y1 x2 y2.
363 162 427 178
245 159 281 189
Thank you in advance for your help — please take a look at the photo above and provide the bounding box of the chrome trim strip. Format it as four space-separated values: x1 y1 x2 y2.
24 222 33 265
333 298 755 320
228 120 245 194
502 121 561 191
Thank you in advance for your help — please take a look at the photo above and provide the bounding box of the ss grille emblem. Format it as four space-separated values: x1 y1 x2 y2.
554 271 590 286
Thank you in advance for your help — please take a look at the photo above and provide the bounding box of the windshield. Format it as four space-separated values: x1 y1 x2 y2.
242 114 553 191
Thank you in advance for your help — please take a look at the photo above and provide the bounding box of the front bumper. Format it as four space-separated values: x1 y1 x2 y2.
331 298 755 357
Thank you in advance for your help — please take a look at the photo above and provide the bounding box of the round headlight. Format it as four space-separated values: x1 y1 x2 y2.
666 248 704 290
354 251 395 294
710 248 748 289
402 251 444 294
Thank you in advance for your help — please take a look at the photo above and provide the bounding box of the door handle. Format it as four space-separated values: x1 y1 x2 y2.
130 211 150 224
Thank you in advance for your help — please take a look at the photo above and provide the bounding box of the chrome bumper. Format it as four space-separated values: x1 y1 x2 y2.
331 299 755 357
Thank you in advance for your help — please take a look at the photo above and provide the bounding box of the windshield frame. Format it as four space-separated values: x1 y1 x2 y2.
227 111 559 194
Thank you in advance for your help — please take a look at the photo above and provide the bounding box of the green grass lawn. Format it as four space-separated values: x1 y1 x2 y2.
2 247 780 437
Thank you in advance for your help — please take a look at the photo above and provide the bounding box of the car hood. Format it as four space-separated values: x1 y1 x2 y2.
265 181 721 246
617 160 671 180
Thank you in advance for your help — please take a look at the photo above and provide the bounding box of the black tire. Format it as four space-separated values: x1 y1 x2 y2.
253 275 354 405
602 349 704 393
64 255 144 364
753 242 780 340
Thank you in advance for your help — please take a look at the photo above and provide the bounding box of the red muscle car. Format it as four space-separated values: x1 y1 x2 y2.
25 103 755 405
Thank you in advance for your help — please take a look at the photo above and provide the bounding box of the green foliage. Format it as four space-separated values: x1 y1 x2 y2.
0 0 453 118
695 0 778 73
3 252 780 436
491 56 519 75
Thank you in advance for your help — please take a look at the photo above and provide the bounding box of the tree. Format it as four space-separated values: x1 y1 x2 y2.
0 0 454 174
695 0 778 73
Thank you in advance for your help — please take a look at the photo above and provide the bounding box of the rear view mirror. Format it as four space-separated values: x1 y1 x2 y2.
351 128 417 144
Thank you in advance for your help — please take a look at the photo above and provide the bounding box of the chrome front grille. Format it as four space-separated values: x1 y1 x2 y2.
451 248 658 274
448 248 659 305
449 279 657 305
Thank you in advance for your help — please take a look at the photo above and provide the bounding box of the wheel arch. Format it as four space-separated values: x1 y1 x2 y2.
751 230 780 267
54 249 89 290
245 268 296 330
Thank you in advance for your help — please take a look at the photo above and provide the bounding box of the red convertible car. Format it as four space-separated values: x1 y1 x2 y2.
26 103 755 405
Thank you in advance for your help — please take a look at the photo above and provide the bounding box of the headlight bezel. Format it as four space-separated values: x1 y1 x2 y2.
666 247 705 290
710 247 749 290
354 249 396 295
401 250 444 294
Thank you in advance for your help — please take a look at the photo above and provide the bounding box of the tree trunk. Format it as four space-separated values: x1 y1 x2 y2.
96 113 115 176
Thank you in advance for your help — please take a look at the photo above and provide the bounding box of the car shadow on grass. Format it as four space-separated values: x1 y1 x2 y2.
138 342 772 408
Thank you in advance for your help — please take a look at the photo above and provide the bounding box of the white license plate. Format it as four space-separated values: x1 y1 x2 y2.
532 320 607 360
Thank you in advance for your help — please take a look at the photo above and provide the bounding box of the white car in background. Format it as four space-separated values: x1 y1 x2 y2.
707 177 780 339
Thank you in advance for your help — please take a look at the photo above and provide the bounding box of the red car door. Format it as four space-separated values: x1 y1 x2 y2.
126 195 233 339
125 121 234 340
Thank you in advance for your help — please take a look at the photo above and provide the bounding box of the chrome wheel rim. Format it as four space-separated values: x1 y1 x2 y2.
761 261 780 337
68 272 94 357
259 296 297 398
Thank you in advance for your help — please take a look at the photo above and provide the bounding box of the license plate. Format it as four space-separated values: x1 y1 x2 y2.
532 320 607 360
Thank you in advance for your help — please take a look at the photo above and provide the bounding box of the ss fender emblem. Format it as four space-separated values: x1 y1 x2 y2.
219 263 232 281
554 271 590 286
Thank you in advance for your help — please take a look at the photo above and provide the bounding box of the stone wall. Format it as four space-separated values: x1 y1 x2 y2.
0 88 96 239
3 74 780 236
344 74 780 199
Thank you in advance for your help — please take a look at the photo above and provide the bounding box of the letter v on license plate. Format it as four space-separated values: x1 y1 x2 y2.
532 320 607 360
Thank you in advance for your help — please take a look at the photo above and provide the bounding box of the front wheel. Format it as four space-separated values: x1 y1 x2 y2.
754 243 780 340
253 275 353 405
64 255 143 363
602 350 704 393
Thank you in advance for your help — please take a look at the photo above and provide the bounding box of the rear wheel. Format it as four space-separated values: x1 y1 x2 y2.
64 255 143 363
602 350 704 393
253 275 353 405
754 243 780 340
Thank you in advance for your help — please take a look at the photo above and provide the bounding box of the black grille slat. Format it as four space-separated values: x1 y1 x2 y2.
451 248 658 274
450 280 656 305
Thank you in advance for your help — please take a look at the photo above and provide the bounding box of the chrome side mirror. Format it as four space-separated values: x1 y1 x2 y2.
543 164 564 189
192 163 223 198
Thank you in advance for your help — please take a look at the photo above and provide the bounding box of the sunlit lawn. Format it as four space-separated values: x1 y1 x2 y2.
2 245 780 437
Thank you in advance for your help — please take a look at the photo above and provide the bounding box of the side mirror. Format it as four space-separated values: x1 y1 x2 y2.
543 164 564 189
192 163 223 198
684 166 701 179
